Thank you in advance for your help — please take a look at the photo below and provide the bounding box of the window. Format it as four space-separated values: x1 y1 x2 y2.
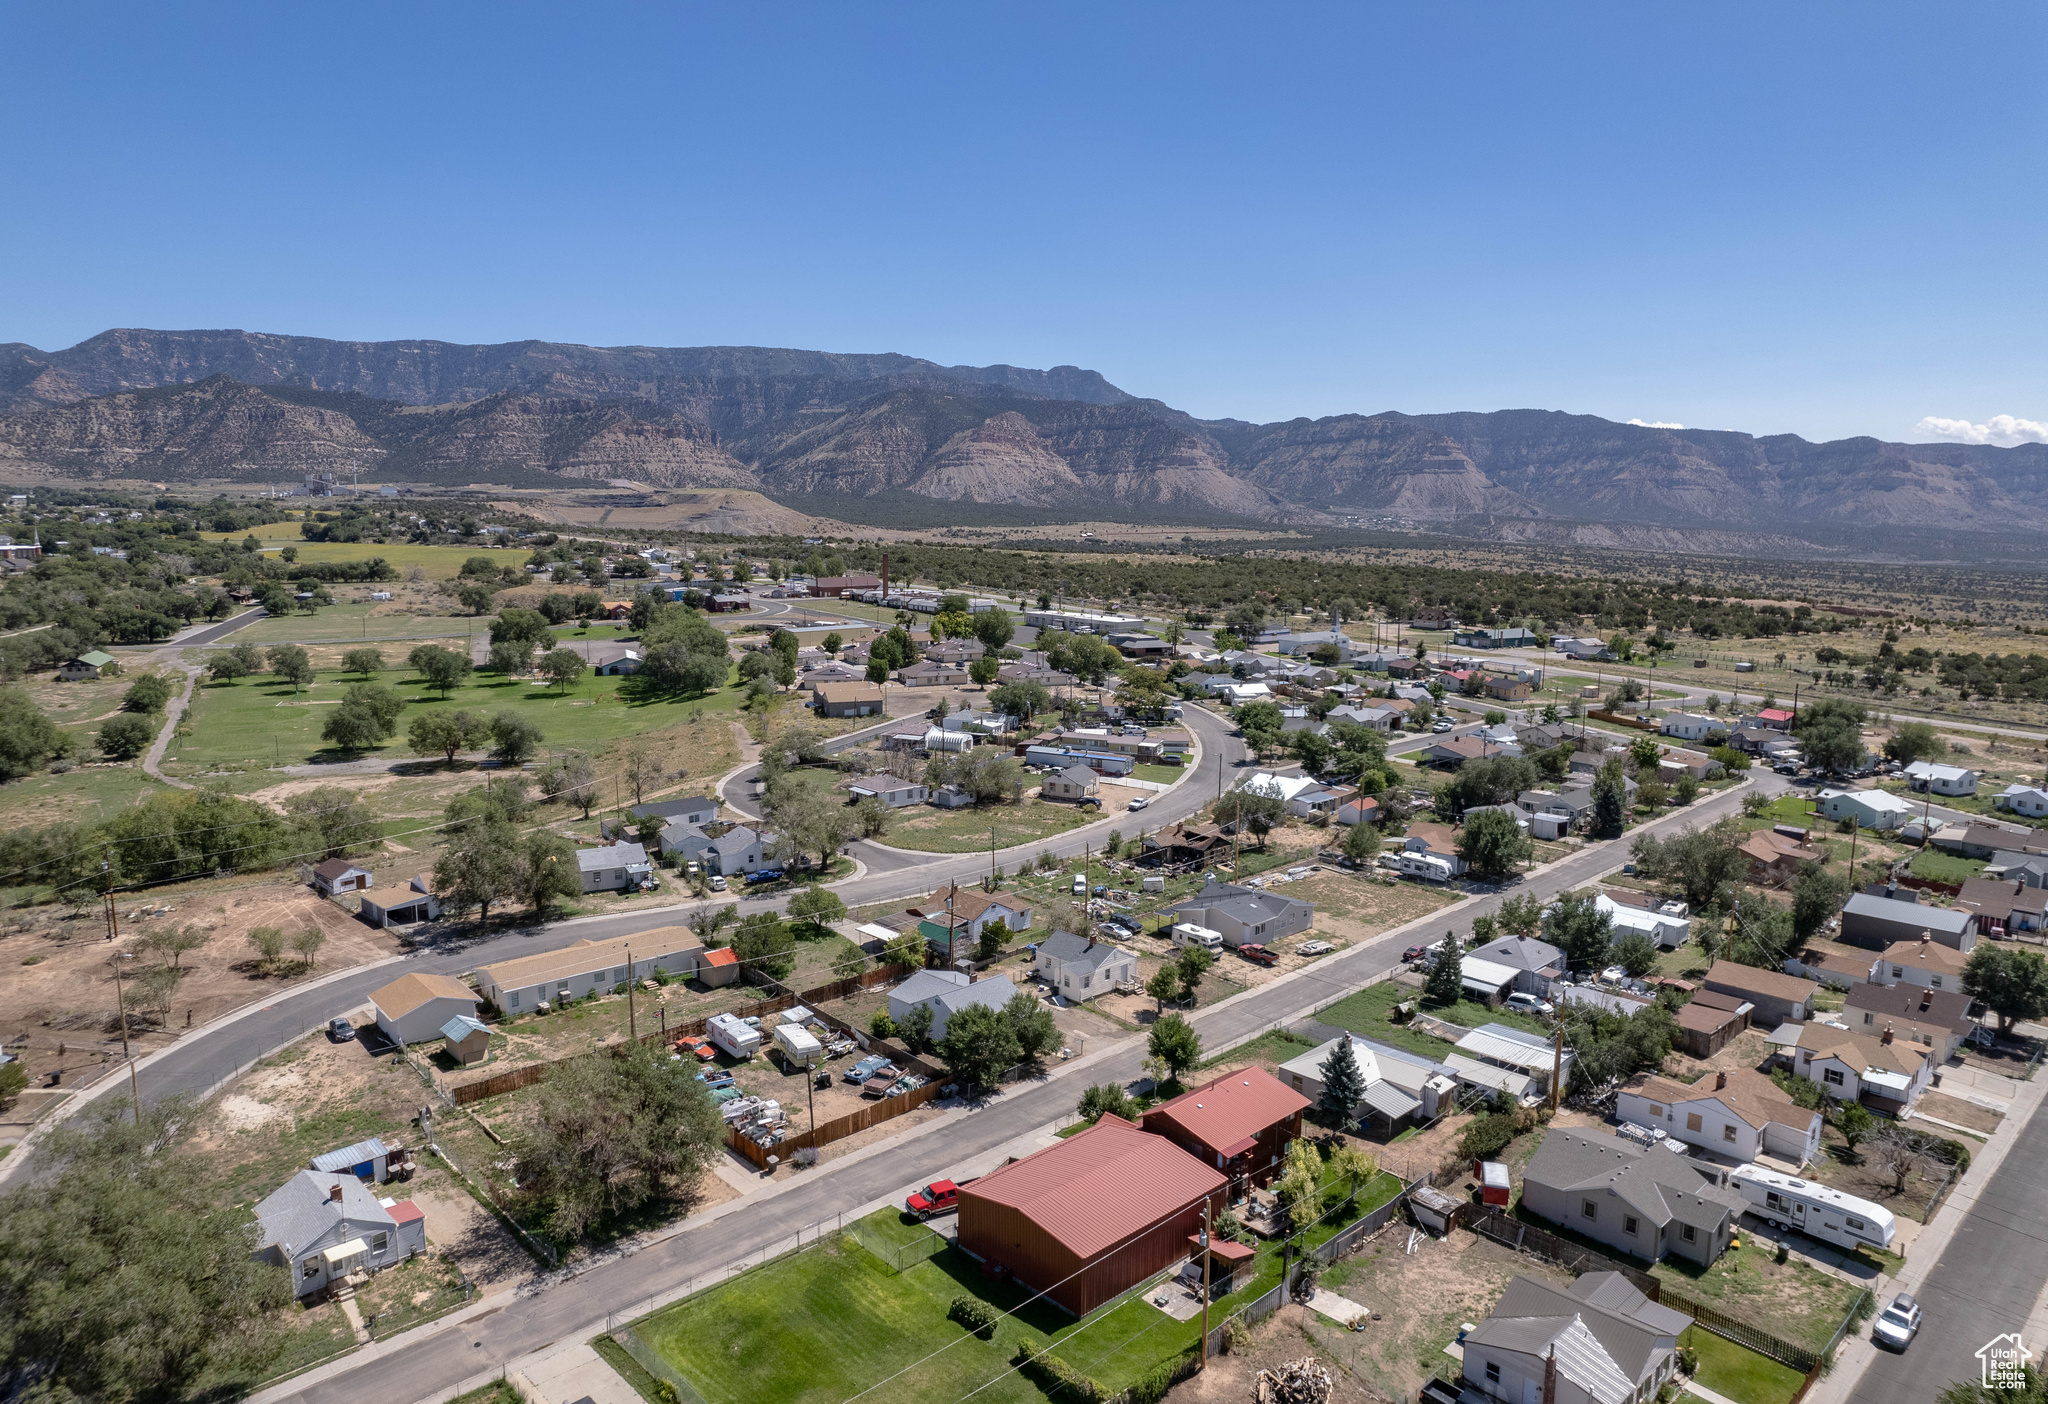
1484 1362 1501 1384
1685 1113 1703 1132
1648 1103 1664 1117
1892 966 1904 978
1723 1124 1738 1143
1846 1217 1865 1231
507 991 521 1009
1864 1013 1874 1025
1931 976 1943 988
302 1259 321 1279
1582 1200 1598 1221
370 1231 389 1255
1823 1068 1845 1086
1624 1215 1639 1236
1681 1224 1697 1243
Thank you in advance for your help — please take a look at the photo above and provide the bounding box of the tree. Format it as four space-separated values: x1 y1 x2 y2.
1147 1012 1201 1084
786 886 847 940
940 1002 1023 1090
1628 734 1662 773
897 1002 935 1054
988 680 1052 721
456 580 499 615
1458 808 1533 880
1835 1101 1875 1156
1883 721 1941 764
322 681 404 751
434 820 519 924
976 915 1009 963
517 830 581 918
1795 697 1867 773
971 607 1016 654
121 674 175 713
1791 863 1852 937
408 708 489 765
97 712 156 760
289 926 326 969
341 647 385 677
245 925 287 969
409 643 473 696
731 911 797 980
0 1058 24 1110
968 656 1001 688
1176 944 1215 1002
1937 1367 2048 1404
0 688 68 780
1422 933 1464 1005
1234 699 1284 756
1076 1082 1137 1124
284 786 379 859
1004 990 1061 1062
1341 820 1379 867
1723 889 1796 969
821 632 843 656
488 638 534 676
1963 945 2048 1034
488 711 544 765
206 649 251 682
1497 892 1545 936
537 750 597 816
1629 819 1747 906
1145 964 1181 1013
1547 892 1615 973
510 1039 723 1243
1316 1036 1366 1125
1866 1125 1940 1196
1590 758 1629 839
0 1099 293 1404
1613 932 1659 978
1213 788 1286 846
134 923 207 969
265 643 314 693
1272 1139 1325 1235
524 647 582 694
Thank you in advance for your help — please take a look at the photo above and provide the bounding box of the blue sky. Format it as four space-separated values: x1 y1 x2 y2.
2 3 2042 444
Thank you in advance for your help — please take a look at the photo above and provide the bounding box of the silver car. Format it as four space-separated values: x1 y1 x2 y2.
1872 1293 1921 1352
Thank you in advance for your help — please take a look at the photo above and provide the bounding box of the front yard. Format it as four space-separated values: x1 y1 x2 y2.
1649 1236 1868 1354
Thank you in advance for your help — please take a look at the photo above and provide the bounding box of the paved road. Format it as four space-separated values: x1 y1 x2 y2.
1846 1091 2048 1404
250 770 1787 1404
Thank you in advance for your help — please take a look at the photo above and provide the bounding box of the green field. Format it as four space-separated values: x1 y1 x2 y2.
230 602 475 645
1680 1327 1804 1404
0 762 169 834
169 662 741 769
1317 980 1547 1061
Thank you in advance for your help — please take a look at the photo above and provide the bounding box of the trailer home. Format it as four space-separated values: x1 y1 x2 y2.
1730 1163 1896 1251
707 1012 763 1060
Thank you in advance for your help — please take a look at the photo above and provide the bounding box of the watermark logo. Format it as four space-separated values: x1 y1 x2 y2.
1977 1332 2033 1390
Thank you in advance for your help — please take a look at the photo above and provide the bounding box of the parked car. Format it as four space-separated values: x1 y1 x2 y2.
1431 719 1455 733
906 1179 961 1219
845 1054 889 1084
746 868 785 885
1237 943 1279 966
326 1017 356 1042
1505 992 1554 1016
1298 940 1333 956
1072 874 1087 895
709 874 728 891
1872 1293 1921 1351
1127 797 1149 811
1402 945 1428 963
676 1035 716 1061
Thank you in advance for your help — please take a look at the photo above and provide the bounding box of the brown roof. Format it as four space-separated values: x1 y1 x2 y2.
962 1115 1225 1260
1428 735 1490 762
1876 938 1969 977
1957 877 2026 914
814 681 884 705
1142 1068 1311 1155
1676 1001 1744 1034
313 857 366 882
1704 959 1818 1006
1406 822 1458 855
371 972 478 1020
1689 988 1750 1013
907 887 1030 925
1629 1069 1815 1135
1740 831 1822 865
1796 1022 1928 1077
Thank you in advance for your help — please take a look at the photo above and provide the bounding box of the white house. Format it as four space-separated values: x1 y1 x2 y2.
475 926 708 1012
846 776 929 808
1870 935 1969 994
1033 930 1136 1000
1617 1069 1822 1166
887 970 1020 1041
576 841 654 892
252 1171 427 1298
1243 770 1342 818
369 972 480 1046
1463 1274 1686 1404
1996 784 2048 818
903 888 1034 943
1276 1033 1460 1131
311 858 373 896
1905 761 1977 796
1595 892 1690 950
1040 764 1101 802
1659 712 1717 742
1816 788 1913 831
1786 1022 1932 1114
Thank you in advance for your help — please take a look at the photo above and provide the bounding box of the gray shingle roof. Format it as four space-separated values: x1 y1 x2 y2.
1467 933 1565 973
1523 1128 1744 1236
1036 930 1128 974
253 1171 396 1258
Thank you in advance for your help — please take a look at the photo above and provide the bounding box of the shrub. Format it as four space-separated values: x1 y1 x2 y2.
1676 1345 1699 1376
1010 1345 1104 1403
948 1296 1000 1339
1125 1352 1198 1404
1459 1111 1519 1162
869 1011 898 1040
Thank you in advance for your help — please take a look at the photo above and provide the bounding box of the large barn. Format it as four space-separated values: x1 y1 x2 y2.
957 1115 1227 1317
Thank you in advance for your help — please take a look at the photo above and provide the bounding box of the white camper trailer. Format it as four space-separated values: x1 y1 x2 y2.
1170 922 1223 951
1395 852 1453 883
707 1012 763 1060
773 1022 823 1068
1731 1164 1896 1251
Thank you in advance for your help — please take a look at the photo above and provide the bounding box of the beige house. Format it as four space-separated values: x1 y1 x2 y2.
370 972 480 1047
475 926 708 1013
1871 935 1969 993
1617 1069 1822 1166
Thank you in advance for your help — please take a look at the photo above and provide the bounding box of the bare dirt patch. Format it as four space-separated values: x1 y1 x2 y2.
1916 1089 2004 1135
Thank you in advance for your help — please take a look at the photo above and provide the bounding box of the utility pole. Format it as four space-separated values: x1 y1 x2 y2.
989 825 998 887
626 943 636 1041
1548 1019 1563 1113
1199 1200 1213 1368
104 889 140 1125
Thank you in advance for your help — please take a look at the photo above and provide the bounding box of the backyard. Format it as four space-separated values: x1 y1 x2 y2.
1316 980 1547 1063
1648 1236 1868 1354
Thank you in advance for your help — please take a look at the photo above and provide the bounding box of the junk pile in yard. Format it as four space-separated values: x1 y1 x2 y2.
726 1096 788 1147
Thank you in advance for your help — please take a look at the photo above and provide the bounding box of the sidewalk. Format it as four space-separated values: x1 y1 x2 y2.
1801 1059 2048 1404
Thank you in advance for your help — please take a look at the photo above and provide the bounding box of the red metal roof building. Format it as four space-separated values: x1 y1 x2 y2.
957 1115 1227 1317
1141 1067 1311 1189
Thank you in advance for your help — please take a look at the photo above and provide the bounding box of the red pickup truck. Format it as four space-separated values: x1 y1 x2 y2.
906 1180 961 1219
1236 943 1279 967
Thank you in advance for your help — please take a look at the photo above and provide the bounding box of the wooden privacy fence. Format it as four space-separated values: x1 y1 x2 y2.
448 961 931 1106
1586 708 1661 732
726 1078 946 1168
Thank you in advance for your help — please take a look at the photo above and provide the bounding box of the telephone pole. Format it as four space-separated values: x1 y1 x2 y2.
1198 1200 1213 1368
104 889 140 1124
1548 1019 1563 1113
625 942 636 1041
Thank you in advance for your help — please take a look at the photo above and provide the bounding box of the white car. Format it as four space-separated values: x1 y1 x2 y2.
1505 992 1554 1016
1431 719 1455 733
1127 797 1149 811
1599 964 1628 984
709 875 728 892
1872 1293 1921 1351
1298 940 1333 956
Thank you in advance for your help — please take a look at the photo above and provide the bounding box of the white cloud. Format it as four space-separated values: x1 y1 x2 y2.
1627 418 1684 429
1913 414 2048 447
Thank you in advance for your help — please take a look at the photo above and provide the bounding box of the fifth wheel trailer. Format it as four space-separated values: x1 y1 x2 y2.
1730 1163 1897 1251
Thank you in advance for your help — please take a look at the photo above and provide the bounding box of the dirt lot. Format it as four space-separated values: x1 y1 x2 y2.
0 881 399 1094
1916 1088 2005 1136
1803 1124 1954 1223
1286 871 1466 947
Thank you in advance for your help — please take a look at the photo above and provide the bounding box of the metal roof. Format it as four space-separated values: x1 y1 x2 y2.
962 1116 1226 1260
1455 1023 1555 1072
1360 1080 1422 1120
310 1138 388 1172
1441 1052 1534 1100
1457 955 1522 991
1143 1067 1311 1154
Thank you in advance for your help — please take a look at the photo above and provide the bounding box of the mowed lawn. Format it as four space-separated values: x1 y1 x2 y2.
172 664 742 768
200 528 522 582
881 798 1098 854
232 601 475 645
1317 980 1547 1061
1680 1327 1804 1404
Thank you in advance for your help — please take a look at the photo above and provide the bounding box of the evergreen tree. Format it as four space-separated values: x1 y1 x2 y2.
1317 1036 1366 1125
1423 932 1464 1005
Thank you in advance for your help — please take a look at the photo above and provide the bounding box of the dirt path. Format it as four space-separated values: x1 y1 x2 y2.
141 660 201 790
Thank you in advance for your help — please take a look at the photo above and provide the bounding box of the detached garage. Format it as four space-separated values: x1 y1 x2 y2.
958 1114 1226 1317
370 972 480 1047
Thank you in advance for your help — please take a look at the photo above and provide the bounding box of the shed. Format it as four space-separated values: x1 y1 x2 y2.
1141 1067 1311 1188
440 1014 491 1065
311 858 373 896
58 650 118 681
360 876 441 928
310 1137 394 1182
370 972 480 1047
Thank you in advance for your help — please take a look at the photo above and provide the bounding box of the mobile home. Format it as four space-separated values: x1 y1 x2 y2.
1730 1163 1896 1251
707 1012 762 1060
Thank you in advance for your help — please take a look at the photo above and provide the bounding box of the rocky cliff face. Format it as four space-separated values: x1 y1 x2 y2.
5 329 2048 547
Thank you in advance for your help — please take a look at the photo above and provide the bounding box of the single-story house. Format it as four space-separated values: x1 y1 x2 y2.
846 776 930 808
1595 892 1689 950
1905 761 1978 796
1034 930 1136 1000
1988 849 2048 888
1421 734 1492 768
693 824 770 876
1167 874 1315 948
1957 876 2048 937
1703 959 1816 1026
440 1014 491 1065
1786 1022 1932 1114
475 926 709 1012
1756 707 1796 730
1483 676 1534 702
814 681 886 717
1931 823 2046 861
1816 788 1913 831
588 643 642 676
1871 935 1969 993
957 1114 1227 1317
1335 794 1382 827
1456 954 1523 1003
930 783 975 808
1464 933 1565 996
631 796 719 830
1659 712 1718 742
1786 945 1875 991
1740 830 1825 886
1463 1273 1688 1404
888 969 1020 1041
1996 784 2048 819
1840 890 1976 952
1674 990 1749 1058
58 650 118 681
1325 703 1396 731
1842 981 1976 1060
370 972 480 1046
1520 1127 1746 1267
1040 764 1101 802
1402 821 1468 876
1453 1023 1574 1101
359 875 442 928
1242 770 1342 818
809 573 883 597
798 661 865 692
903 888 1035 945
311 858 373 896
1142 1067 1311 1188
252 1171 428 1299
1276 1033 1460 1132
897 660 972 688
577 841 654 893
1618 1069 1822 1166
